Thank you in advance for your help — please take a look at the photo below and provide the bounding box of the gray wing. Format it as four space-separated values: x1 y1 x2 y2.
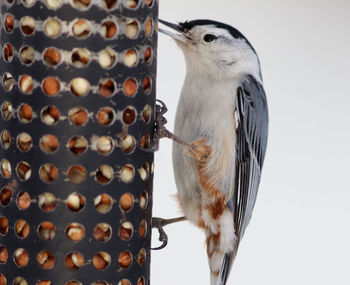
218 75 268 285
231 74 269 240
219 75 268 285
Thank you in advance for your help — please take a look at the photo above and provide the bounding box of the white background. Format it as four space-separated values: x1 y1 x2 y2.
151 0 350 285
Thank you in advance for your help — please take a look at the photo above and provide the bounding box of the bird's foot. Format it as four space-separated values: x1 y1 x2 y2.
185 138 211 165
144 99 193 152
142 99 171 152
151 216 187 250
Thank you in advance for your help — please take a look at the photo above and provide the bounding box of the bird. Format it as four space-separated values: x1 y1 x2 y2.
157 19 269 285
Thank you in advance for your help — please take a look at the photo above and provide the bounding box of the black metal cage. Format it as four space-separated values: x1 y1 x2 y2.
0 0 158 284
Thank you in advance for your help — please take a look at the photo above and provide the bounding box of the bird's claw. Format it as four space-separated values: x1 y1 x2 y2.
155 99 168 117
151 217 169 250
151 216 187 250
142 99 171 153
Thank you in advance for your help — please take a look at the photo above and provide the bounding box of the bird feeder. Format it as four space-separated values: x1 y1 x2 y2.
0 0 158 284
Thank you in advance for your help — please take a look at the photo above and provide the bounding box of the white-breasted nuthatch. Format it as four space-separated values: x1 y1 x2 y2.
158 19 268 285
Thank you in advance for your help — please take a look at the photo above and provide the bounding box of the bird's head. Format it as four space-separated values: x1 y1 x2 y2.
159 19 261 81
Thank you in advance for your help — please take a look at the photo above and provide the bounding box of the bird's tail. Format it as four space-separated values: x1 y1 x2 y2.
216 253 234 285
209 245 238 285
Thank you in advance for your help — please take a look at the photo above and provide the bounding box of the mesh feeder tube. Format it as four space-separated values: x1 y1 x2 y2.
0 0 158 284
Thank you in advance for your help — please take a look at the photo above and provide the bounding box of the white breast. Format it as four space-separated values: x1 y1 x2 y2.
172 73 238 225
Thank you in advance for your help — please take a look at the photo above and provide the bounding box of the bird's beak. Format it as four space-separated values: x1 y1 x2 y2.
158 19 188 43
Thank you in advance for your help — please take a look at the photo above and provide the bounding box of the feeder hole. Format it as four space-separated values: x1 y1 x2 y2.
144 18 153 36
96 136 114 155
0 159 11 178
71 48 90 68
139 191 148 209
122 106 136 125
94 194 112 213
141 104 151 123
20 16 35 35
66 223 85 242
137 277 145 285
2 101 13 120
0 187 12 206
38 192 56 212
42 77 60 96
68 107 88 126
3 43 14 62
0 246 8 264
137 248 146 266
66 192 85 212
0 130 11 149
139 162 149 181
37 250 55 270
17 192 31 210
98 78 115 98
5 15 14 33
67 165 87 184
70 77 90 97
143 76 151 94
18 103 33 123
16 161 32 181
3 73 14 91
95 165 114 184
120 164 135 184
93 223 112 242
67 136 88 155
125 0 138 9
118 280 131 285
125 20 139 39
14 219 30 239
0 217 9 235
43 48 61 66
101 0 118 10
39 163 58 183
19 75 34 94
100 20 117 39
119 192 134 211
92 252 111 270
72 0 91 9
65 252 84 271
124 49 138 67
97 107 115 126
20 46 35 65
123 78 137 96
138 219 147 238
44 18 62 38
144 47 152 64
38 222 56 241
13 248 29 267
99 48 116 69
45 0 62 9
118 251 132 269
13 277 28 285
40 134 59 154
119 221 133 241
17 133 33 152
41 105 60 125
120 135 136 154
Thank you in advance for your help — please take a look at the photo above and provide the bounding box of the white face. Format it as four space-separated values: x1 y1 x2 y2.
170 25 261 81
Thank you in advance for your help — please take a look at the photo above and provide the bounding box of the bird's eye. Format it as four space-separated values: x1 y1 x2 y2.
203 34 217 42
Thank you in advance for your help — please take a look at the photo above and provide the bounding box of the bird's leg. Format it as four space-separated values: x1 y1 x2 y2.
144 99 193 152
151 216 187 250
152 101 211 165
184 138 211 165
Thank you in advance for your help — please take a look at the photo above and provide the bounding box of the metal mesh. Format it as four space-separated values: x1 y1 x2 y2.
0 0 158 284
